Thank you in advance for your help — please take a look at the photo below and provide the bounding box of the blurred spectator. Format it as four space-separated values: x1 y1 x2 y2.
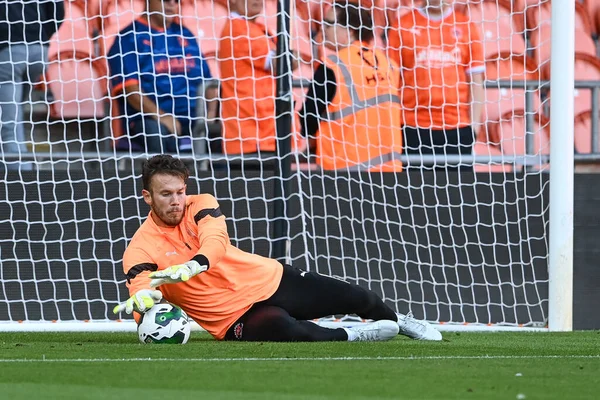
387 0 485 166
107 0 216 154
218 0 299 155
300 2 403 172
0 0 64 170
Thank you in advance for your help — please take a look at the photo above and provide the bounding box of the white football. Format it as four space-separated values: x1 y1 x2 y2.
137 303 191 344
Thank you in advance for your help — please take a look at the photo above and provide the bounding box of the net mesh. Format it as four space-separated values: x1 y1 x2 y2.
0 0 565 329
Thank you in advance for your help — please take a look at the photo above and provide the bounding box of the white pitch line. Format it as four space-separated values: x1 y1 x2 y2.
0 355 599 363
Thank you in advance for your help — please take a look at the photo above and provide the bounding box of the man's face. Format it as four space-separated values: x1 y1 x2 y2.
231 0 264 19
322 8 352 50
143 173 187 227
148 0 180 19
422 0 447 9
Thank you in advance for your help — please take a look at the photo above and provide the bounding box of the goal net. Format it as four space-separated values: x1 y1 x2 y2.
0 0 567 332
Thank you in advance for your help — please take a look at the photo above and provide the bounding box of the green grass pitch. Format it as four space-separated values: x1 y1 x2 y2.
0 331 598 399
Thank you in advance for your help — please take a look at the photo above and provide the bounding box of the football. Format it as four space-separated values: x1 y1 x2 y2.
137 303 191 344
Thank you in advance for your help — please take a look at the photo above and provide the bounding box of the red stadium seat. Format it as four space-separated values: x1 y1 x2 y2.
543 53 600 117
459 0 527 60
530 23 596 69
180 0 229 57
100 0 145 31
483 53 541 123
473 140 514 172
46 21 107 119
526 1 593 34
486 110 550 156
97 0 145 56
585 0 600 33
574 110 596 154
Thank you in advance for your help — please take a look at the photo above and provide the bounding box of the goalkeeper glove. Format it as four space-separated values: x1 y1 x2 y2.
148 260 208 288
113 289 163 315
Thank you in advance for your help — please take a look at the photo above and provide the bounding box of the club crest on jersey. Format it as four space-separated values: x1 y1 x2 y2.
451 28 462 38
234 322 244 339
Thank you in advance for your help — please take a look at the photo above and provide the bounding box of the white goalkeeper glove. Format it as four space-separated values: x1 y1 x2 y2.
113 289 163 315
148 260 208 288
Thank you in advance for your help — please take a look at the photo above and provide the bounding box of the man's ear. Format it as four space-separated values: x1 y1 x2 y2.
142 189 152 206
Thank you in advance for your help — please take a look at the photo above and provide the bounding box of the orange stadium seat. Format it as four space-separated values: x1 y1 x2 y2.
473 138 514 173
574 110 596 154
98 0 145 56
525 1 593 34
459 0 527 60
483 53 541 124
46 21 107 119
585 0 600 33
180 0 229 58
543 53 600 117
64 0 101 35
486 110 550 156
529 22 596 69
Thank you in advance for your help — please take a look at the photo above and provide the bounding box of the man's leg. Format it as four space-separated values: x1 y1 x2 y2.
263 265 442 341
0 45 33 170
263 265 397 321
131 118 164 153
223 305 348 342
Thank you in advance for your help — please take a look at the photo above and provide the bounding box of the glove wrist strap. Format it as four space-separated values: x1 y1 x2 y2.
192 254 210 270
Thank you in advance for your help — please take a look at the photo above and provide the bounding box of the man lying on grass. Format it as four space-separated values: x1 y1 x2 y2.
114 154 442 342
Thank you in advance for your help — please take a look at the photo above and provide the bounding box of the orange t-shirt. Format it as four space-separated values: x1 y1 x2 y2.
122 194 283 340
388 8 485 129
218 14 277 154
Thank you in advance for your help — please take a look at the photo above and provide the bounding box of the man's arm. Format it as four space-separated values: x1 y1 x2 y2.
299 63 337 149
123 83 182 135
269 49 300 75
466 21 486 136
114 248 163 315
469 73 485 135
205 85 218 120
191 195 229 268
386 21 402 67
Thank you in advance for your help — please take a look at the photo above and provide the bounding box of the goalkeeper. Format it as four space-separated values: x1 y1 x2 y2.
114 155 442 342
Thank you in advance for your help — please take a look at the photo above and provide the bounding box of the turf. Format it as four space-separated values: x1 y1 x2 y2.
0 331 598 400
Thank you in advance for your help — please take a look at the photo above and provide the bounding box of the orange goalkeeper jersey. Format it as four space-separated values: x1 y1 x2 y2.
122 194 283 340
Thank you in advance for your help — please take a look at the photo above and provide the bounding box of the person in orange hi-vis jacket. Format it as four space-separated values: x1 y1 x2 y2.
218 0 304 155
387 0 485 169
113 154 442 342
299 2 403 172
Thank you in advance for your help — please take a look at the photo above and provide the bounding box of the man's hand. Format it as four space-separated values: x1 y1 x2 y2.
112 289 163 315
158 114 182 135
149 260 208 288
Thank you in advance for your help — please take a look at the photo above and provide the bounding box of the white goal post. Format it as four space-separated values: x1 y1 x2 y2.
0 0 575 333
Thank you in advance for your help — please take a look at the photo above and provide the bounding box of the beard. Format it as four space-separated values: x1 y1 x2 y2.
152 205 184 227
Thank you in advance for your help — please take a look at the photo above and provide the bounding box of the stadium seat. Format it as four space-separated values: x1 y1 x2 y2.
525 1 594 35
180 0 229 57
585 0 600 33
473 139 514 173
543 53 600 117
46 21 107 119
459 0 527 60
99 0 145 31
486 110 550 156
574 110 596 154
483 53 541 124
97 0 145 56
68 0 103 35
529 22 596 69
